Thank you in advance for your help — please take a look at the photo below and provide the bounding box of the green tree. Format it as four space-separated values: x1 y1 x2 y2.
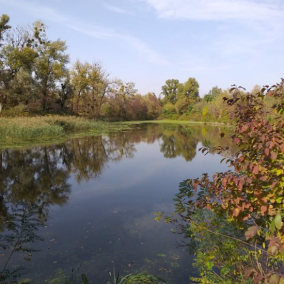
0 21 37 112
161 79 179 104
203 86 222 103
175 77 199 115
34 38 69 111
0 14 11 43
85 62 109 118
70 60 91 115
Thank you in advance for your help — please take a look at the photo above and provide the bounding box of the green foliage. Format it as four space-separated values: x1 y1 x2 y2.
0 116 104 143
204 86 222 103
161 79 179 104
0 14 11 42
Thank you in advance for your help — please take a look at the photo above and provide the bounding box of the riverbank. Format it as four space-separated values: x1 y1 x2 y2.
0 116 131 148
0 116 231 149
117 119 231 126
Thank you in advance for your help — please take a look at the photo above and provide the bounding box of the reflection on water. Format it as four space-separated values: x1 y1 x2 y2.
0 123 234 283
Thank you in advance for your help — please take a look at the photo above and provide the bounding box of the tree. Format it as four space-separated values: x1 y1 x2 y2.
0 14 11 43
182 77 199 101
144 92 162 119
106 80 137 120
168 80 284 282
85 62 109 118
0 19 38 112
175 77 199 115
204 86 222 103
34 37 69 111
161 79 179 104
70 60 91 115
57 73 73 110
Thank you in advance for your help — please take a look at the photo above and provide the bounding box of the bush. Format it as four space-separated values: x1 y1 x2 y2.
167 80 284 283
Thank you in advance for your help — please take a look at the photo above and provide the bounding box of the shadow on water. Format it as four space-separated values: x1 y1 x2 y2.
0 123 235 283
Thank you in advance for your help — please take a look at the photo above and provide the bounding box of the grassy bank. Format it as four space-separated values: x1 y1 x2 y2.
0 117 231 148
117 119 231 126
0 116 131 148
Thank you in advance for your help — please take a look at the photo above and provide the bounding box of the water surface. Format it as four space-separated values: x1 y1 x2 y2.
0 123 234 283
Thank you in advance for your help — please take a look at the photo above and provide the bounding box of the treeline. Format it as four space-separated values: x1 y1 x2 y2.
0 14 278 122
0 15 161 120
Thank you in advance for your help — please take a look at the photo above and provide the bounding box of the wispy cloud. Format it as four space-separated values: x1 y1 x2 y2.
0 0 168 66
103 4 131 15
141 0 284 57
68 23 169 66
143 0 284 44
142 0 283 22
0 0 69 23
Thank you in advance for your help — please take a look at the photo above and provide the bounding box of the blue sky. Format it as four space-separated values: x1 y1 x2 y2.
1 0 283 97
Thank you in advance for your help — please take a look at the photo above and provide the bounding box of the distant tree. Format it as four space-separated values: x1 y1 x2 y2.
175 77 199 115
0 20 38 111
183 77 199 101
127 94 147 120
144 92 162 119
86 62 109 119
34 36 69 111
106 80 137 120
161 79 179 104
70 60 91 114
251 84 261 95
0 14 11 43
57 73 73 110
203 86 222 103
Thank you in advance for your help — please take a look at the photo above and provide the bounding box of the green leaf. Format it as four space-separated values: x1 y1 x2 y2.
206 261 214 270
270 220 275 233
81 274 90 284
275 213 282 230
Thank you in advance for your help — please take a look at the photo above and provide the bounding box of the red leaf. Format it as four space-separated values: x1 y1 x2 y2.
253 165 259 174
222 178 227 187
233 208 240 217
234 137 240 144
270 151 277 159
238 179 244 190
240 125 248 133
264 148 269 156
261 205 267 216
244 225 260 240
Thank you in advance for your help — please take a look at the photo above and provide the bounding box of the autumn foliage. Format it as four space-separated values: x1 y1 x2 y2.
172 80 284 283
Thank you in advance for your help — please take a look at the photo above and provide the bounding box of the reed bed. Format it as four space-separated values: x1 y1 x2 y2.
0 116 102 142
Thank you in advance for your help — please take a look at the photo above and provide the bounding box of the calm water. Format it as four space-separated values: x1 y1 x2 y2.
0 123 235 283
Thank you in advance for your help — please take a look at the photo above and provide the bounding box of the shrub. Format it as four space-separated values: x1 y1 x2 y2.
168 80 284 283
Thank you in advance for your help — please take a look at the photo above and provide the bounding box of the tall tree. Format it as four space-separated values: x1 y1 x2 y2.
161 79 179 104
0 18 37 112
175 77 200 115
203 86 222 103
70 60 91 115
34 38 69 111
86 62 109 118
0 14 11 44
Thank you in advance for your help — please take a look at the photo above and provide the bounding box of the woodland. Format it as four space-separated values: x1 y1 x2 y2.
0 14 277 124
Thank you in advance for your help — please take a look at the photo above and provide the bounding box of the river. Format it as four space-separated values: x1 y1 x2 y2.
0 123 235 283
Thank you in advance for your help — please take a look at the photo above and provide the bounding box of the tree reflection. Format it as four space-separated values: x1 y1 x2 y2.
0 202 44 283
0 123 236 282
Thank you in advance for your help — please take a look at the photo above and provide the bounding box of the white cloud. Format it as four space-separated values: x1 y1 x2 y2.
104 4 131 15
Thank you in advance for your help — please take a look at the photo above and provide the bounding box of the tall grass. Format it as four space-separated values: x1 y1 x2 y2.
0 116 102 142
